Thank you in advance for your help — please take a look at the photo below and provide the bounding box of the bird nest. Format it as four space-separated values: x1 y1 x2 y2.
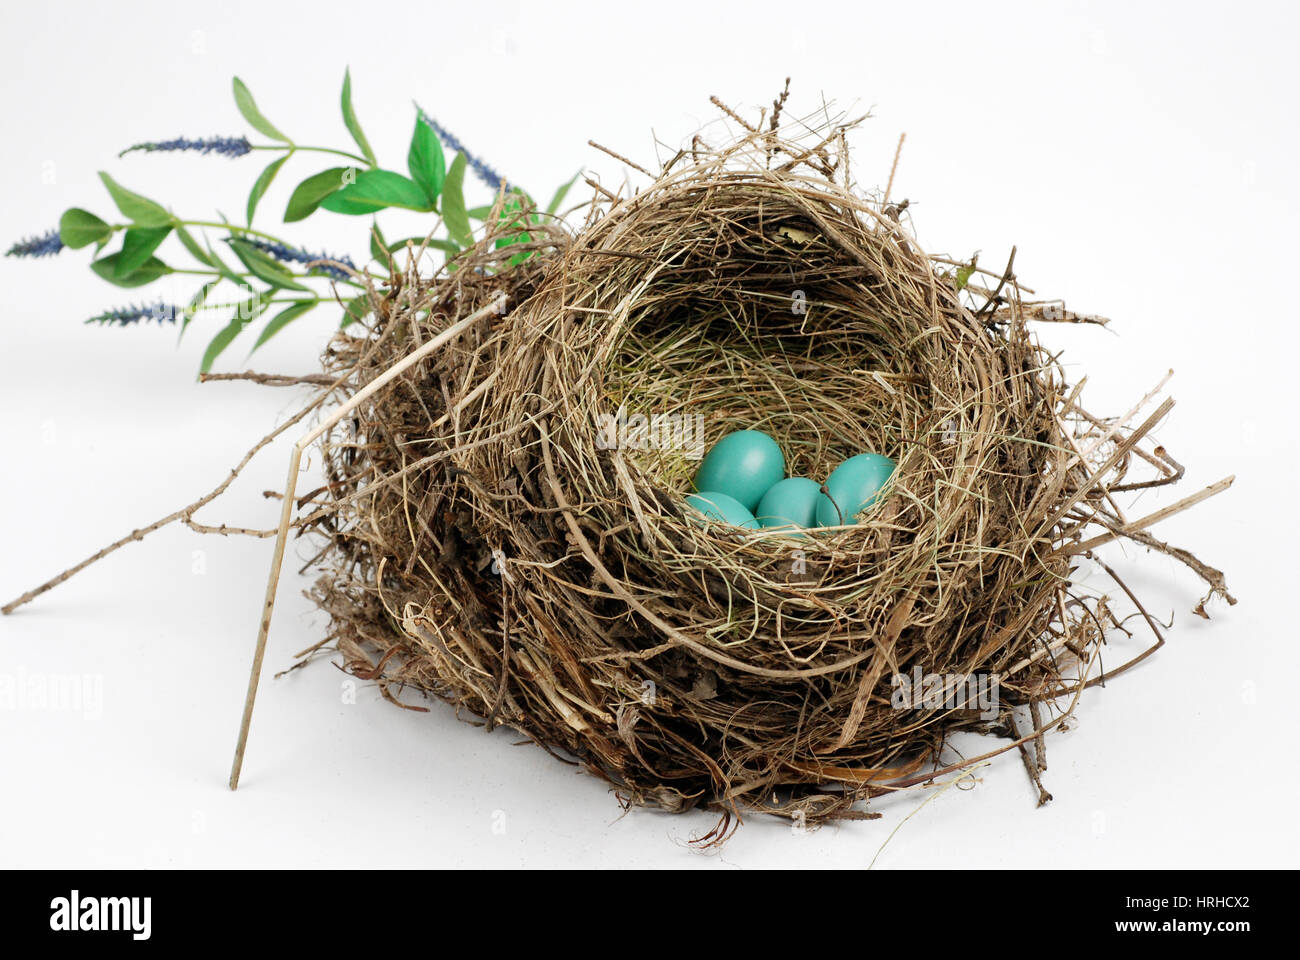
303 115 1232 832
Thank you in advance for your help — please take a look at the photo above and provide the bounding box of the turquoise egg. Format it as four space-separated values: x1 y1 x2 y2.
755 477 822 532
815 453 897 527
693 430 785 511
685 491 760 530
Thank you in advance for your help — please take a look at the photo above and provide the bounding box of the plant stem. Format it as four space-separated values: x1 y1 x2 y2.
179 220 294 245
170 224 367 288
192 296 322 311
172 268 362 289
172 268 252 277
103 222 368 287
250 144 371 165
108 219 288 247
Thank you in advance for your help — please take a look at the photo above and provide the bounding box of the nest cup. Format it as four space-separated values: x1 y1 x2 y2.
311 127 1222 827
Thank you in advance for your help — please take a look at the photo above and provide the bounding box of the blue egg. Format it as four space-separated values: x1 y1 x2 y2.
755 477 822 533
693 430 785 511
685 491 760 530
815 453 897 527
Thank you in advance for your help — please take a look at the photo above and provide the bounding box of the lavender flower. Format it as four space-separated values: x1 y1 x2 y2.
86 302 180 326
6 229 64 258
413 105 507 191
120 136 252 158
240 238 356 282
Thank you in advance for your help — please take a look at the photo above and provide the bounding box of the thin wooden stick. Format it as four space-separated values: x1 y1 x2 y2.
228 444 303 790
2 391 332 616
1073 369 1174 462
199 371 337 387
229 301 499 790
884 132 906 204
708 95 758 134
1060 475 1236 556
586 140 654 179
1056 410 1128 525
1034 396 1175 538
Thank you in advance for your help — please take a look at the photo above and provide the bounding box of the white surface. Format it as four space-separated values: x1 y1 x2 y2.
0 0 1295 868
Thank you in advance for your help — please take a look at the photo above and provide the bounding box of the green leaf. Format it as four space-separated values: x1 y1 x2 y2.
252 299 317 352
340 69 376 167
59 208 112 249
200 289 273 373
441 154 472 248
284 167 356 222
98 172 172 226
494 218 534 264
546 170 582 215
495 230 532 251
174 224 216 268
324 169 433 213
201 318 243 373
232 77 290 143
227 237 308 290
179 279 219 340
247 154 289 224
115 225 172 277
203 239 244 286
508 187 534 206
91 253 172 288
955 264 975 291
407 115 446 204
498 191 532 226
466 205 493 221
318 192 386 216
491 191 537 260
340 293 371 329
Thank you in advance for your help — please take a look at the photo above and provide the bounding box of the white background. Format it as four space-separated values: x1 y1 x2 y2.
0 0 1294 868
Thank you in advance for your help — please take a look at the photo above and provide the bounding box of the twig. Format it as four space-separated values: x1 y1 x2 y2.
1035 396 1175 538
183 520 277 538
1007 708 1052 806
583 176 619 203
1062 475 1235 556
199 371 338 387
709 95 758 134
1 288 402 616
884 132 906 204
975 246 1017 319
586 140 654 179
1126 529 1238 609
1071 369 1175 462
3 396 324 615
229 300 500 790
1008 302 1110 326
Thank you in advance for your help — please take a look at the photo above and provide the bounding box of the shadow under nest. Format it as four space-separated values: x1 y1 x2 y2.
301 127 1231 833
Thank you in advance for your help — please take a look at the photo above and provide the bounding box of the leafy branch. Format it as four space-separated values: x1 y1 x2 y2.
6 70 582 374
